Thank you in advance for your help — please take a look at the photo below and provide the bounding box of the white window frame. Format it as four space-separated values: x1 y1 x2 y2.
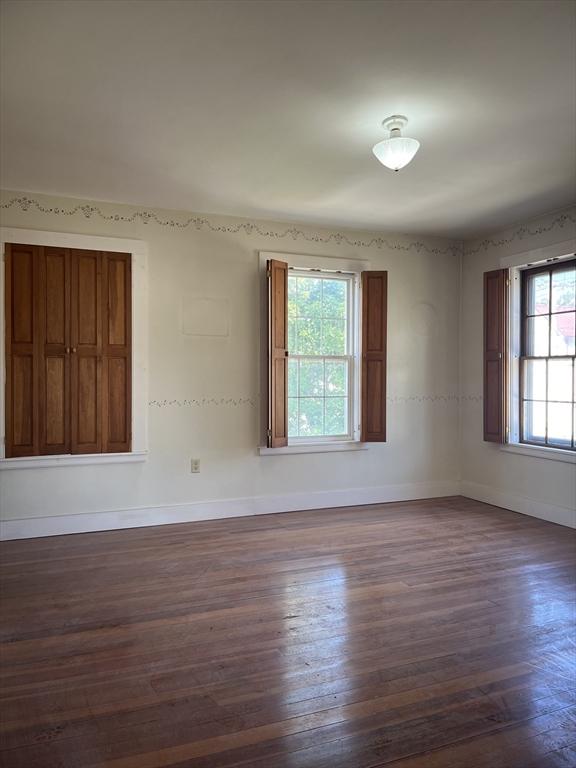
259 251 369 456
501 238 576 465
287 268 358 445
0 228 149 469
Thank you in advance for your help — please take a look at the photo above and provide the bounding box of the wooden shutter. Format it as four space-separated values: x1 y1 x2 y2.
70 249 103 453
39 247 71 454
102 252 131 452
484 268 508 443
268 259 288 448
4 245 131 458
361 271 387 442
5 244 40 457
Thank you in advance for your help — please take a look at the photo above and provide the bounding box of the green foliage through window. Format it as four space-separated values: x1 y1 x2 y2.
287 273 351 439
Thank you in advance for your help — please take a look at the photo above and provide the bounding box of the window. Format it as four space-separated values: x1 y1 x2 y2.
264 252 387 449
287 270 356 441
520 259 576 450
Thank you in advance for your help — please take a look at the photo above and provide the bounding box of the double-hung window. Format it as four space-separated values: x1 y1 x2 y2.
520 259 576 449
264 252 387 450
287 270 356 442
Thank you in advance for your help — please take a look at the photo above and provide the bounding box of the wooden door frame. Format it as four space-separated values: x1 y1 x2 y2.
0 228 148 465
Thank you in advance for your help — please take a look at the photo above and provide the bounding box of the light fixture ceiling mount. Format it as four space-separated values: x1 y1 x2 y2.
372 115 420 172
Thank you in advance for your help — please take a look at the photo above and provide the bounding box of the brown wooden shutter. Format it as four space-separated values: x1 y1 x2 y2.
39 247 71 455
5 244 131 458
484 268 508 443
70 249 103 454
361 271 387 442
102 252 131 452
5 244 40 457
268 258 288 448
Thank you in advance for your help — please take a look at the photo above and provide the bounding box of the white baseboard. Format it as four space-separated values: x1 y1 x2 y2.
0 481 460 540
461 480 576 529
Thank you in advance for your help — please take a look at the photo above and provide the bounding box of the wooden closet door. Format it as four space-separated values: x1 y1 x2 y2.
5 244 40 457
38 247 71 454
70 249 102 453
102 253 131 452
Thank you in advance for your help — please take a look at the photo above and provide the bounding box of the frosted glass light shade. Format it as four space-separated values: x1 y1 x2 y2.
372 136 420 171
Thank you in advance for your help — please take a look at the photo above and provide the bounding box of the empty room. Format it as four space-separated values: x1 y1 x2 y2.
0 1 575 767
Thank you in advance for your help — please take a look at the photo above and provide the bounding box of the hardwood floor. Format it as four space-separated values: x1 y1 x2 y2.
0 496 575 768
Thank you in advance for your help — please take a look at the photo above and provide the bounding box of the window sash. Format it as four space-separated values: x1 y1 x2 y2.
287 270 357 442
519 259 576 451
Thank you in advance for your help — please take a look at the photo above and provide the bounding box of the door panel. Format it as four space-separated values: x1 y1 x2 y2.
5 244 40 457
11 354 34 453
75 355 100 450
45 250 67 345
106 357 129 448
39 247 70 454
102 253 131 452
11 248 34 344
76 251 100 347
107 257 128 346
71 250 102 453
44 355 67 449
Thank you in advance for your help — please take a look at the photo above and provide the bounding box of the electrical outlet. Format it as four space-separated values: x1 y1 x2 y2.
190 458 200 473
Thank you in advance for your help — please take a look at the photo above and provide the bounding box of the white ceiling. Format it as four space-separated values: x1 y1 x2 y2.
1 0 575 239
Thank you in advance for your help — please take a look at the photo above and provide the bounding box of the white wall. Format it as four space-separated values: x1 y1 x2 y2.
2 191 574 538
0 191 461 536
460 206 576 528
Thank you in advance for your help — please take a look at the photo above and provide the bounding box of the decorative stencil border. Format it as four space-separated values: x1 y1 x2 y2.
149 398 256 408
464 211 576 257
148 395 467 408
0 195 457 257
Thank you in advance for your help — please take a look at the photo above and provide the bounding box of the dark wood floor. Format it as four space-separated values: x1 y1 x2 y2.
0 497 575 768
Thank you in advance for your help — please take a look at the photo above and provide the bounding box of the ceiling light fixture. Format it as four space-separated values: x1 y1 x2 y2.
372 115 420 171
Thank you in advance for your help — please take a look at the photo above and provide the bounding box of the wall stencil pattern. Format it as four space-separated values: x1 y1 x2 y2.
0 194 458 257
147 395 468 408
464 210 576 257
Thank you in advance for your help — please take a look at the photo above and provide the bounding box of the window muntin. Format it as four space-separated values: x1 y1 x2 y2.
520 259 576 450
287 270 355 441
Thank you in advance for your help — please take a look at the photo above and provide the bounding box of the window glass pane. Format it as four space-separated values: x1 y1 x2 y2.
294 276 322 318
526 315 549 356
550 311 575 356
325 361 347 395
288 277 298 318
295 318 322 354
524 359 546 400
288 398 298 437
288 318 296 354
551 267 575 313
548 359 573 402
523 400 546 443
325 397 348 436
288 358 298 397
286 272 353 441
299 360 324 396
322 319 346 355
298 398 324 436
547 403 572 446
526 272 549 315
322 279 347 319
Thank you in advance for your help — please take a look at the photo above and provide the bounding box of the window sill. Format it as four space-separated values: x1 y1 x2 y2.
0 451 148 470
259 442 368 456
501 443 576 464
